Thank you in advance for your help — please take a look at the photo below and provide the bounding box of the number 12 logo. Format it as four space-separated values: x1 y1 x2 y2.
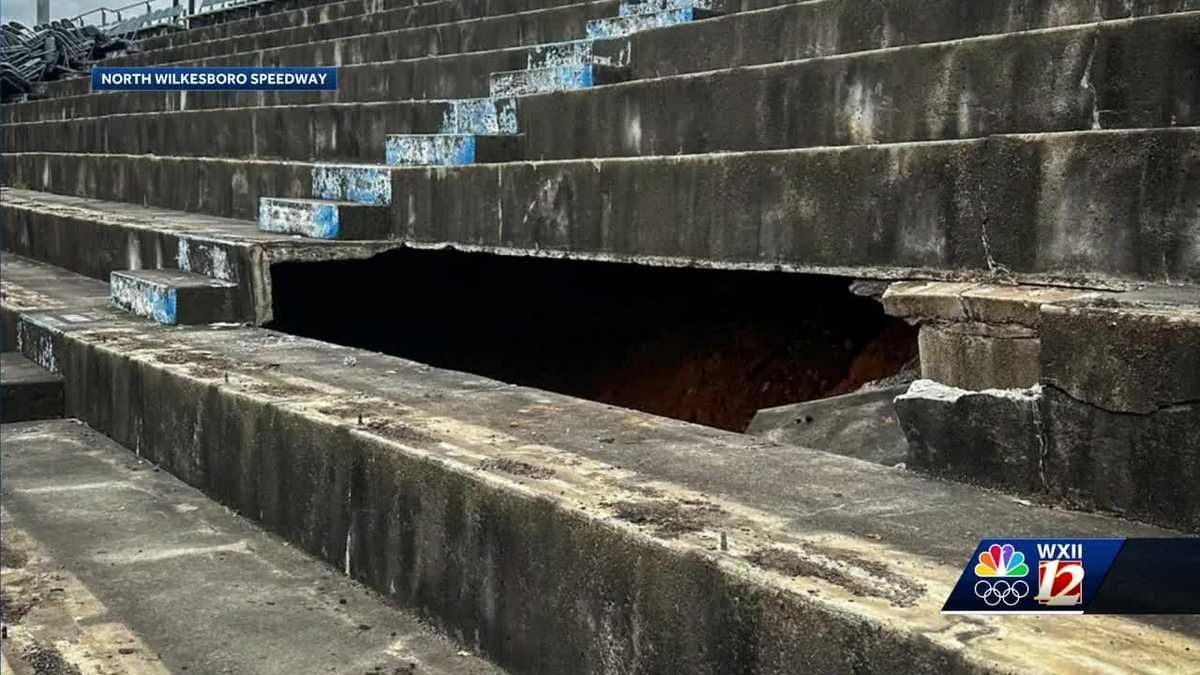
1036 559 1084 606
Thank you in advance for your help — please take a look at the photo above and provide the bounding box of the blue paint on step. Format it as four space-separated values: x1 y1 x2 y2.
311 165 391 206
385 134 477 166
587 8 704 40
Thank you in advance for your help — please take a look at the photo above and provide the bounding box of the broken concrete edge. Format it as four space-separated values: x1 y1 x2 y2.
881 280 1096 328
894 378 1200 532
9 298 1200 672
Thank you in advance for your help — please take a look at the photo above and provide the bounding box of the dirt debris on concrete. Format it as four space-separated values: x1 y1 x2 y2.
608 498 724 537
746 545 926 608
478 458 556 480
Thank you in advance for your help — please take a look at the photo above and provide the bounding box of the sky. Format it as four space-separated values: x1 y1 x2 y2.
2 0 126 26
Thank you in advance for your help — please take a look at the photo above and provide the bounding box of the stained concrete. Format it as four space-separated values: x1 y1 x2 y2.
11 128 1192 287
895 380 1046 491
14 13 1200 163
746 386 909 466
1 419 506 675
0 352 64 422
917 322 1042 390
9 0 1199 123
0 188 405 324
7 251 1200 673
109 269 243 325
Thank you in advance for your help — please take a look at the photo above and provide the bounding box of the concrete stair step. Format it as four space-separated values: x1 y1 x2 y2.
9 0 1196 121
618 0 719 16
110 268 242 325
385 133 521 166
311 164 393 205
489 63 630 97
136 0 614 56
8 128 1196 289
7 254 1200 673
586 6 720 39
1 189 403 325
258 196 392 238
0 352 64 423
525 38 629 68
9 12 1198 161
111 0 619 70
1 418 506 675
443 97 520 134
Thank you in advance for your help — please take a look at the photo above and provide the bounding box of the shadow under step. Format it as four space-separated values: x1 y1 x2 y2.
258 197 392 239
110 269 242 326
0 352 64 423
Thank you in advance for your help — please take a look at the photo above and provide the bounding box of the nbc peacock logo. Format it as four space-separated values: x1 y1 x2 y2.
975 544 1030 578
973 543 1031 607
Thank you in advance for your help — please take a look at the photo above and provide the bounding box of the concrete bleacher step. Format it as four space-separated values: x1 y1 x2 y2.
586 5 720 39
489 63 631 97
444 97 520 134
10 1 1197 122
258 196 391 238
0 188 405 326
0 352 64 423
385 133 521 166
525 37 628 68
618 0 718 16
105 0 621 76
7 253 1200 673
2 418 506 675
110 269 242 325
312 163 392 205
8 127 1197 291
9 11 1196 159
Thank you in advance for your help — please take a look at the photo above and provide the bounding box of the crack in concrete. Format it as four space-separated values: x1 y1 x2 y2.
1043 381 1200 417
1079 28 1102 131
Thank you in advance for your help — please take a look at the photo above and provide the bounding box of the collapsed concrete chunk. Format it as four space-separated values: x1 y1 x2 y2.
894 379 1045 491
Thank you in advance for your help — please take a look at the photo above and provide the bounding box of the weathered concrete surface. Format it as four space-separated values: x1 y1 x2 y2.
7 129 1199 287
385 134 521 166
259 197 392 238
7 252 1200 674
15 14 1200 162
895 380 1046 491
1 419 506 674
586 6 719 39
0 352 64 422
107 0 620 70
10 0 1198 122
918 322 1042 389
1040 288 1200 414
489 63 630 97
884 280 1089 328
135 0 609 55
0 189 404 324
894 287 1200 530
746 386 909 466
109 269 242 325
0 254 110 351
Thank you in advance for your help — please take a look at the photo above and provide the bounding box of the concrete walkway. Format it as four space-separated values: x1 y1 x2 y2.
1 419 506 675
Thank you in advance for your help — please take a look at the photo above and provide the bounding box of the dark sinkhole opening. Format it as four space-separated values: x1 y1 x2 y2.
267 249 917 432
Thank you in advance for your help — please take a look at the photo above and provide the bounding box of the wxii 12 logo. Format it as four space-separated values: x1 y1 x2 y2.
1035 543 1084 606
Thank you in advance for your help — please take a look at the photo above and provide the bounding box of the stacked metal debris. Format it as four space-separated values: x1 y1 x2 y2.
1 20 137 100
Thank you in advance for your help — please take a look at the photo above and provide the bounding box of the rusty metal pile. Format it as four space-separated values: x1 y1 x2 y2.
1 20 136 101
